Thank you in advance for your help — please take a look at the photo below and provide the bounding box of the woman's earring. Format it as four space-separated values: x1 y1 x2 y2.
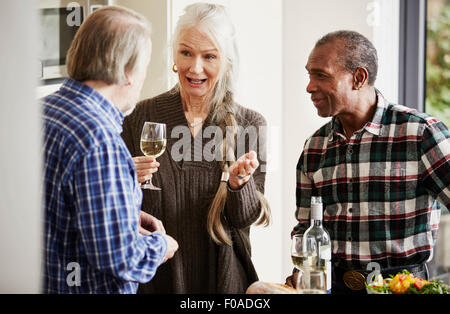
172 64 178 73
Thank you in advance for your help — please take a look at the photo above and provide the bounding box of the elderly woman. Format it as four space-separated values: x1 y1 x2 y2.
121 3 270 293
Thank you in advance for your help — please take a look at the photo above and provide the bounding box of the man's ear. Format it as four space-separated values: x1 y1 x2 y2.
124 71 133 86
353 67 369 90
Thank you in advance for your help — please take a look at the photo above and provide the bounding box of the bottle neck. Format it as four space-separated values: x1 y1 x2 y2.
310 201 323 222
311 219 323 228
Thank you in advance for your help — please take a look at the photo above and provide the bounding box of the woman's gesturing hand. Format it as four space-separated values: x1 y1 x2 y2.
228 151 259 190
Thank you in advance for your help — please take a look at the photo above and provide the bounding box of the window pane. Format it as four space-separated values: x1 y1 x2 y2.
425 0 450 282
426 0 450 217
425 0 450 127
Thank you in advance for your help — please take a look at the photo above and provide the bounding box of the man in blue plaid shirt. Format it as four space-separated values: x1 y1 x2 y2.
286 30 450 294
42 6 178 293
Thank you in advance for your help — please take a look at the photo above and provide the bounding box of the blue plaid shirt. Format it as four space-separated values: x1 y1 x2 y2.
42 78 167 293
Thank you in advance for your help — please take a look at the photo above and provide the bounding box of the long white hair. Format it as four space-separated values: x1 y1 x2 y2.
172 3 270 245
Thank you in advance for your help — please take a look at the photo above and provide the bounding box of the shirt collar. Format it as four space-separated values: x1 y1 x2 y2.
60 78 124 134
364 88 388 136
331 88 388 140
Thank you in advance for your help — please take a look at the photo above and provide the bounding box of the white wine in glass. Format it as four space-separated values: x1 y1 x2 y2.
140 139 166 158
291 234 305 270
291 233 325 293
140 122 166 190
291 234 317 271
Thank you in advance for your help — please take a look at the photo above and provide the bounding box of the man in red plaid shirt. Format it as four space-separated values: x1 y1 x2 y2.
287 30 450 294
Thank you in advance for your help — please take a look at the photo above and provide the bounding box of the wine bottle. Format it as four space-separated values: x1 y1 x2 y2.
303 196 332 293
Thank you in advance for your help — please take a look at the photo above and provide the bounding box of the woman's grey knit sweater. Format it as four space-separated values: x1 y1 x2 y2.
121 88 267 293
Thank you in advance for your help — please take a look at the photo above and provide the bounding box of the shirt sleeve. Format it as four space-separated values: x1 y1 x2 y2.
72 142 167 284
292 151 313 237
420 121 450 205
420 120 450 237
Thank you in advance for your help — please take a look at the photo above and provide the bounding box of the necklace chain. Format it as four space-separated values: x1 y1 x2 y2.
189 119 203 128
185 112 203 128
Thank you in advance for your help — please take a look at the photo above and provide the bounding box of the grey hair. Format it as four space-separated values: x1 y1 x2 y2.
67 5 152 85
315 30 378 86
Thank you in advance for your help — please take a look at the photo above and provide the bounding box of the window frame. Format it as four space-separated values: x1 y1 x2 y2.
398 0 427 111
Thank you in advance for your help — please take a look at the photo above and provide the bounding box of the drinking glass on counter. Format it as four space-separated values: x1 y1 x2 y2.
291 233 327 294
140 122 166 190
291 234 305 271
291 233 317 271
297 270 326 294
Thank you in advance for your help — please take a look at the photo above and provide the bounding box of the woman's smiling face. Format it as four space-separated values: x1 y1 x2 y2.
174 27 223 101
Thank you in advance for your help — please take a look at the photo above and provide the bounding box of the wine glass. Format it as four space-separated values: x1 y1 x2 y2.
291 234 316 271
291 234 305 271
297 270 326 294
292 233 325 293
140 122 167 190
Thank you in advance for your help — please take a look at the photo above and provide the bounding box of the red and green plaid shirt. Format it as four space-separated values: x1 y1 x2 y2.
293 90 450 270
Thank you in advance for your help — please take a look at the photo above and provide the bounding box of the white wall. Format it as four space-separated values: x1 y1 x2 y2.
371 0 399 103
0 1 42 293
228 0 284 283
114 0 172 100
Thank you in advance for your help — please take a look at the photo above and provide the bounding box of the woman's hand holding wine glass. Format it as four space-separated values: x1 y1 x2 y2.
139 122 166 190
133 156 160 184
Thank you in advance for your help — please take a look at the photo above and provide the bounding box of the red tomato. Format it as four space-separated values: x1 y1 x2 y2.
414 279 425 290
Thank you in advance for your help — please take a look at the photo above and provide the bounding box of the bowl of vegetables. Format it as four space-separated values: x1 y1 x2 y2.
366 270 449 294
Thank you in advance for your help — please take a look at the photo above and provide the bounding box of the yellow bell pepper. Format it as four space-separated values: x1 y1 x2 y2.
388 273 416 294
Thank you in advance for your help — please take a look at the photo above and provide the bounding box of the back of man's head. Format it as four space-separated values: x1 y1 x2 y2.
315 30 378 86
66 6 151 85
